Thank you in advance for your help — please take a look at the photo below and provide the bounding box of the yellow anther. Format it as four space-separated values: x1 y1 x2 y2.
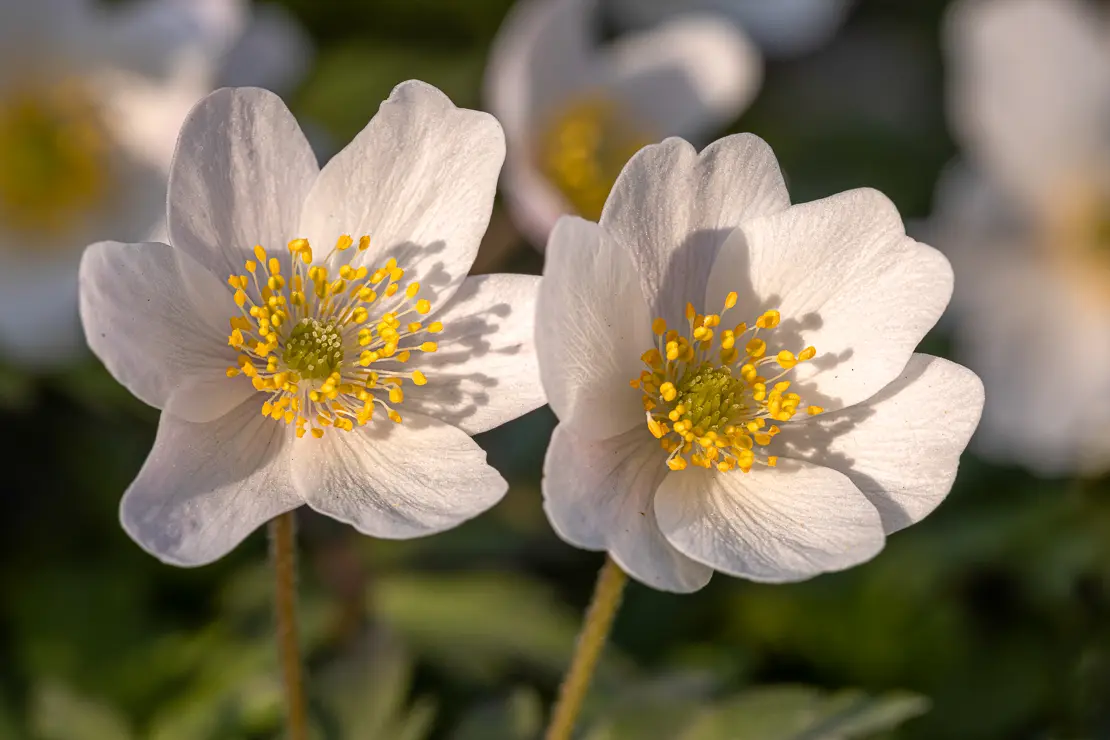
224 237 448 439
631 298 815 474
807 406 824 416
756 310 780 329
358 235 371 251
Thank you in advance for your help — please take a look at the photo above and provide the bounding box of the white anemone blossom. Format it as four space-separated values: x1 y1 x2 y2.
609 0 855 58
485 0 761 247
935 0 1110 475
79 82 544 566
0 0 310 364
538 134 984 592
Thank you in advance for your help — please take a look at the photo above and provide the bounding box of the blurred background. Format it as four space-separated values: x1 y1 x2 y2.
3 0 1110 738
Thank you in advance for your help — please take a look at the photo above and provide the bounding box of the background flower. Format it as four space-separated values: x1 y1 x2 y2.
932 0 1110 475
484 0 761 247
0 0 310 365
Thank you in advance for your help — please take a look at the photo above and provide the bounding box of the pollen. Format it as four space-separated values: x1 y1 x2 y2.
536 98 655 221
634 292 819 473
0 84 112 237
223 235 440 439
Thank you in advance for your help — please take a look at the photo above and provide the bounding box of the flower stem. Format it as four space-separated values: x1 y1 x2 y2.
545 555 628 740
270 511 309 740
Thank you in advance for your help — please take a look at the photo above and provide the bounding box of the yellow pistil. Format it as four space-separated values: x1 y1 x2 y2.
537 98 655 221
632 291 821 473
0 83 113 236
224 235 441 439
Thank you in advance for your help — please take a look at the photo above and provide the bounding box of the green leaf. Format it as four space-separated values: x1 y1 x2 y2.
30 683 135 740
450 687 544 740
315 632 436 740
373 571 629 682
678 686 929 740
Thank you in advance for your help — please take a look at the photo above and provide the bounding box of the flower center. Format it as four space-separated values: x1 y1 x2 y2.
282 318 344 380
632 292 824 473
225 235 443 439
537 98 654 221
0 83 113 237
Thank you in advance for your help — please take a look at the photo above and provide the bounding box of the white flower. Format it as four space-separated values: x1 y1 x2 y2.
484 0 761 247
0 0 310 364
934 0 1110 475
79 82 545 566
537 134 983 592
608 0 855 58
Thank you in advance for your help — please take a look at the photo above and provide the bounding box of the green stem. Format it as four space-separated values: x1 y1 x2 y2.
545 555 628 740
270 512 309 740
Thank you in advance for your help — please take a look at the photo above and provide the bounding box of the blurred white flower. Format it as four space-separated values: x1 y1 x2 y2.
0 0 310 365
484 0 761 247
79 82 544 566
538 134 982 592
608 0 854 58
936 0 1110 475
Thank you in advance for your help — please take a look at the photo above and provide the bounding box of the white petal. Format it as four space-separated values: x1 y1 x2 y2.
485 0 596 146
292 412 507 539
707 188 953 411
499 158 573 249
537 217 653 440
602 16 761 140
105 0 247 79
543 424 713 593
399 274 545 435
218 2 312 92
654 460 885 583
79 240 248 421
709 0 853 57
945 0 1110 206
167 87 319 282
774 354 984 533
298 81 504 309
121 398 299 566
952 254 1110 475
600 134 789 328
